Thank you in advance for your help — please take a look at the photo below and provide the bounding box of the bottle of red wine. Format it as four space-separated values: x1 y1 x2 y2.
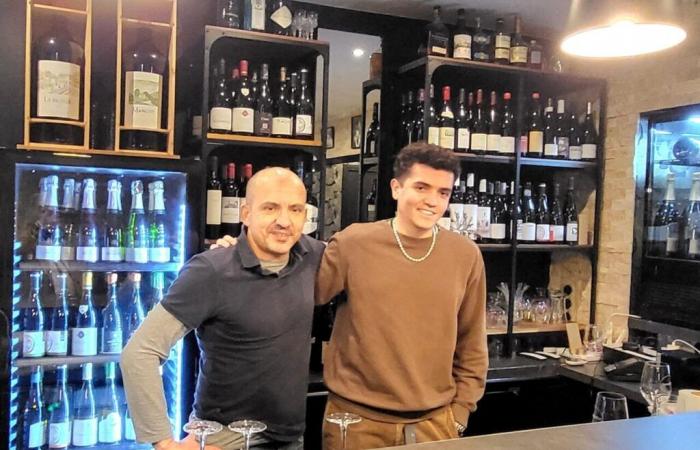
210 58 232 133
402 91 414 147
221 163 241 237
649 173 680 256
272 66 293 137
535 183 551 243
520 182 537 243
366 179 377 222
255 63 273 136
449 177 464 232
486 91 501 155
455 88 470 153
554 99 570 159
568 113 583 160
206 156 223 240
490 182 507 243
413 88 425 142
582 101 598 161
477 179 491 242
452 9 472 60
365 102 380 156
500 92 515 154
232 60 254 134
438 86 454 150
463 173 479 240
295 68 314 139
564 176 578 245
427 84 439 146
471 89 488 155
422 6 449 56
527 92 544 157
550 183 565 243
543 98 557 159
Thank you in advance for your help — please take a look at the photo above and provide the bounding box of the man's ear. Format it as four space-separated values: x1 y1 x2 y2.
390 178 401 201
241 202 250 225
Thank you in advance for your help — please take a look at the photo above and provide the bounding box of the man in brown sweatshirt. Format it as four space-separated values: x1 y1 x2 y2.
316 143 487 449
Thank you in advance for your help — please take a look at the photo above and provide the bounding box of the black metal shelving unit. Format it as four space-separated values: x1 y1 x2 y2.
200 26 330 239
394 55 607 351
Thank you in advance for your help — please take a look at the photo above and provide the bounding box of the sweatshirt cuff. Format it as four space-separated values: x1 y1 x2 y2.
451 402 470 427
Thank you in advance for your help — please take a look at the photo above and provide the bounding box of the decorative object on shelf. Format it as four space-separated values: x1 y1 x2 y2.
326 126 335 149
351 115 361 149
672 136 700 164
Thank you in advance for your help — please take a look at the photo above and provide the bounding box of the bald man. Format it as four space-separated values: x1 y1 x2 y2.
121 167 326 450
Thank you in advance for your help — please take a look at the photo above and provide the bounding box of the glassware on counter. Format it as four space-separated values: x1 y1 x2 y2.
640 361 672 416
592 392 629 422
531 288 550 324
325 412 362 449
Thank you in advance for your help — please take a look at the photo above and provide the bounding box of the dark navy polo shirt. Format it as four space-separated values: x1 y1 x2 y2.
161 230 325 441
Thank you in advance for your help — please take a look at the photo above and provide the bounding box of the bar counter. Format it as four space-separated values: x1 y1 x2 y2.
378 412 700 450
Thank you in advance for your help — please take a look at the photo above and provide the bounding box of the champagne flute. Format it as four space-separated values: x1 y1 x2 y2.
325 412 362 449
183 419 223 450
228 420 267 450
640 361 672 415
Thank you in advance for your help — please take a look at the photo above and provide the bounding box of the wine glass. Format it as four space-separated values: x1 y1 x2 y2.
183 419 223 450
592 392 629 422
325 412 362 449
228 420 267 450
640 361 672 415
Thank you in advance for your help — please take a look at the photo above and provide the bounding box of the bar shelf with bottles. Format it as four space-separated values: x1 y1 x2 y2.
201 25 329 159
358 78 381 219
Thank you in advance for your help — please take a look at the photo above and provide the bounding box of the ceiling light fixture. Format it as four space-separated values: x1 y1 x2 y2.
352 48 365 58
561 20 686 58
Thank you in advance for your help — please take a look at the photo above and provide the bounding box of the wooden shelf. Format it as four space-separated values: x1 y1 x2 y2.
29 118 85 126
517 244 593 252
207 132 322 151
520 157 597 169
32 3 87 16
206 25 329 53
487 328 507 336
14 354 120 368
19 260 181 272
122 17 171 28
456 153 515 164
17 145 179 159
512 323 571 334
119 126 169 134
115 149 179 159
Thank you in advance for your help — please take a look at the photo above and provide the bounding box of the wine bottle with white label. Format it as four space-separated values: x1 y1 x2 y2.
72 272 98 356
148 180 170 262
22 272 45 358
124 272 146 343
535 183 551 243
463 173 479 240
48 365 71 449
471 90 488 155
295 68 314 139
232 60 255 135
209 58 232 133
520 182 537 243
73 364 98 447
477 179 492 242
101 272 123 354
76 179 100 263
550 183 565 243
126 180 149 263
98 363 122 444
59 178 77 261
564 177 579 245
455 88 471 153
36 175 62 261
46 272 69 357
22 367 47 449
206 156 223 240
103 180 125 262
438 86 454 150
243 0 266 31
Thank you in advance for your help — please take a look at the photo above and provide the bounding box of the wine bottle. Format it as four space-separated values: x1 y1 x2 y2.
32 17 83 145
124 408 136 441
98 362 122 444
217 0 242 28
46 272 69 357
206 156 223 240
649 173 680 256
463 173 479 241
452 9 472 60
272 66 293 137
683 172 700 259
240 163 253 212
23 367 47 449
550 183 565 243
102 180 125 262
365 102 380 156
149 272 166 312
477 179 491 242
509 16 528 66
59 178 77 261
490 182 508 243
568 113 583 161
73 363 98 447
255 63 273 136
527 92 544 157
401 91 414 147
101 272 123 355
448 176 464 232
494 18 510 64
423 6 449 56
148 180 170 262
76 178 99 263
243 0 266 31
471 89 488 154
500 92 515 154
366 179 377 222
122 28 166 150
221 163 241 237
543 98 557 159
295 68 314 138
554 99 570 159
37 175 62 261
413 88 425 142
529 40 544 70
455 88 471 153
72 272 97 356
564 176 579 245
48 365 71 449
124 272 146 343
268 0 293 35
125 180 149 263
398 93 407 147
295 162 319 236
288 71 298 131
582 101 598 161
210 58 232 133
472 17 491 62
23 272 45 358
427 84 440 146
486 91 501 155
520 182 537 242
535 183 551 243
232 60 254 134
438 86 454 150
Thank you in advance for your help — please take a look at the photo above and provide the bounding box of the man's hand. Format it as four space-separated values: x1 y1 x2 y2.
155 435 221 450
210 235 237 250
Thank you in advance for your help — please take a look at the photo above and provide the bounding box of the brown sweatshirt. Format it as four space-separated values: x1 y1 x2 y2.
316 220 488 426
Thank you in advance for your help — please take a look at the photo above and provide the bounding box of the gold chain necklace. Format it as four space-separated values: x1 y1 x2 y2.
390 218 438 263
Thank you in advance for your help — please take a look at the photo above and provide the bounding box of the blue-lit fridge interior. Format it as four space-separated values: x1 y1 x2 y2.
9 161 189 449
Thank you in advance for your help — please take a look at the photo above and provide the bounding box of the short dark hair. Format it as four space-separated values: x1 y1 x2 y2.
393 143 461 181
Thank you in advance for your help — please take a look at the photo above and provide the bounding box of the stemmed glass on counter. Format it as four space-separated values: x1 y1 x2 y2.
640 361 672 415
184 418 223 450
228 420 267 450
325 412 362 449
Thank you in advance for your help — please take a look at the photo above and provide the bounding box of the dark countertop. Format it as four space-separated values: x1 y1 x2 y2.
558 361 647 404
376 412 700 450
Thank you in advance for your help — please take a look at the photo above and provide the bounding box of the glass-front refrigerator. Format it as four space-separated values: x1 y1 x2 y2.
0 149 203 449
633 104 700 330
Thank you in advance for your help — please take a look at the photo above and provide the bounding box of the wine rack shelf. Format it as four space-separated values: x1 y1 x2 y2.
520 157 597 169
19 261 181 272
456 153 515 164
206 133 323 154
14 354 120 368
